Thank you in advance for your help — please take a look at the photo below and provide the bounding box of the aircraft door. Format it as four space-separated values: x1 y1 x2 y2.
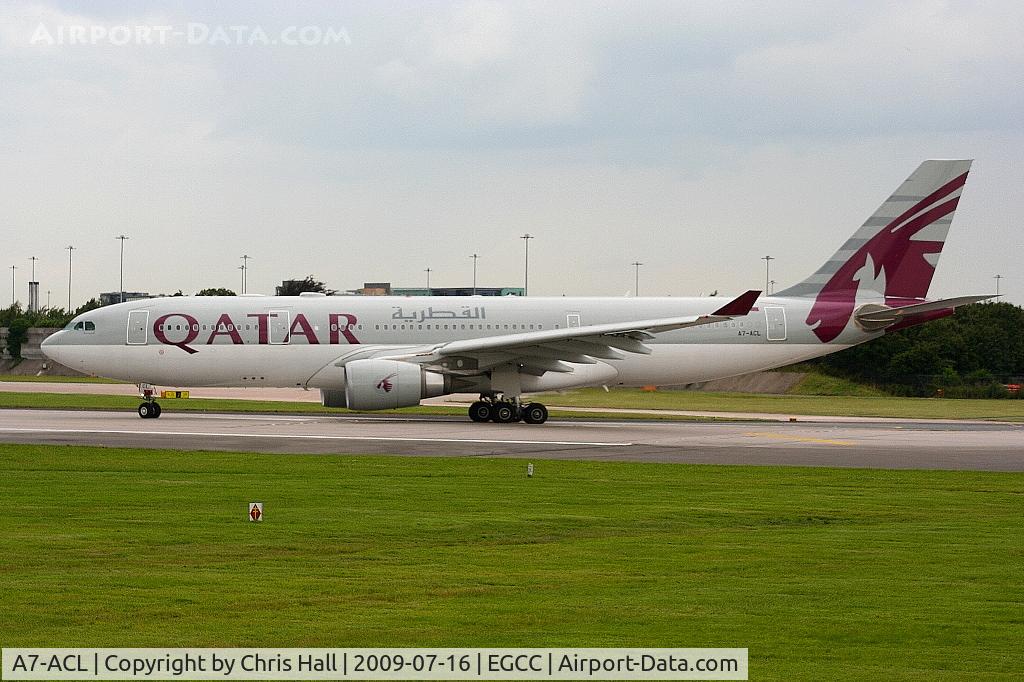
765 307 787 341
566 313 581 328
270 310 290 344
127 310 149 345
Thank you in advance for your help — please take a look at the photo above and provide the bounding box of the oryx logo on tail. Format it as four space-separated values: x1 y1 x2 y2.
775 160 972 342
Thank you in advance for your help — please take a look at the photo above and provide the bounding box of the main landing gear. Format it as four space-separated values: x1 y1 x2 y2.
468 397 548 424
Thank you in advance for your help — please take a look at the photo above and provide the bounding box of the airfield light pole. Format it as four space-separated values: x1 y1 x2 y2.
762 255 774 293
631 261 643 297
116 235 129 303
28 256 40 312
9 265 15 306
240 254 252 294
425 268 432 295
995 274 1003 297
47 290 51 309
66 245 74 311
521 233 534 296
471 254 479 296
770 279 776 295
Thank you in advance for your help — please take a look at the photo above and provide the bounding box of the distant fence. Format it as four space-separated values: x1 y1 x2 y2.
0 327 63 360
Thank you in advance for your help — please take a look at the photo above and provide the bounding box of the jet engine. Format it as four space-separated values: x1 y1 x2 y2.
325 359 449 410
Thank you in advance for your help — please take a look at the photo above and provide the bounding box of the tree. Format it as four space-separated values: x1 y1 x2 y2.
811 301 1024 394
6 317 30 359
277 275 336 296
74 299 104 315
196 288 236 296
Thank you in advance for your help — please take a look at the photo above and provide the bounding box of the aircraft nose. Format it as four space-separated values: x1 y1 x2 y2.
40 330 64 360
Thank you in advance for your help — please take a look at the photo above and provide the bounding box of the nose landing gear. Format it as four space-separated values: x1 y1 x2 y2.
137 383 162 419
138 401 161 419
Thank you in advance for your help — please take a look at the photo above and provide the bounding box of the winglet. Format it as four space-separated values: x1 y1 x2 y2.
712 290 761 316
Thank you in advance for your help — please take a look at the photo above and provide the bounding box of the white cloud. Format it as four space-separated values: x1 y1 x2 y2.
1 0 1022 306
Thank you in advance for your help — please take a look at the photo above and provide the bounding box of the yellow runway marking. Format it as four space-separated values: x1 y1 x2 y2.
744 431 856 446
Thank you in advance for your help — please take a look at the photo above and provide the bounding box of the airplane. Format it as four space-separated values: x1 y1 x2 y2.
42 159 990 424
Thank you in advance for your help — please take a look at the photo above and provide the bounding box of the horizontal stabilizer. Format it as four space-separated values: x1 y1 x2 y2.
855 295 993 329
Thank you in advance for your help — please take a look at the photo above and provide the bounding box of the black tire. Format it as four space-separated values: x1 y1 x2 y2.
522 403 548 425
138 403 153 419
151 402 162 418
469 401 492 422
492 402 517 423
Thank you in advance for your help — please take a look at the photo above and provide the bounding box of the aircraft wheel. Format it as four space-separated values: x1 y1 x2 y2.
491 402 517 423
138 403 154 419
151 402 162 418
469 401 492 422
522 402 548 425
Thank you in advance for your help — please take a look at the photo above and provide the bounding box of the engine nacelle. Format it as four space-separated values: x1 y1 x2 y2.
343 359 448 410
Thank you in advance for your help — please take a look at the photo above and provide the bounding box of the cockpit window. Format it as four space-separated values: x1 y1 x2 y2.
84 321 95 332
73 322 84 331
70 320 95 332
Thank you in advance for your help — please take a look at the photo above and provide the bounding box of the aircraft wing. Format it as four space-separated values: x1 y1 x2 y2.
384 290 761 376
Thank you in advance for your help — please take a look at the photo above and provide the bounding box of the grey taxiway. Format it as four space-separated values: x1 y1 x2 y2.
1 408 1022 471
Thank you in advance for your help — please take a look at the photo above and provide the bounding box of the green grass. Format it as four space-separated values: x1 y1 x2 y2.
1 445 1022 680
789 372 890 397
0 390 453 415
536 388 1024 421
0 391 733 422
3 383 1024 421
0 374 125 383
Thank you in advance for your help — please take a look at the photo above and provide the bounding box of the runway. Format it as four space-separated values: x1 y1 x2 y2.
1 408 1022 471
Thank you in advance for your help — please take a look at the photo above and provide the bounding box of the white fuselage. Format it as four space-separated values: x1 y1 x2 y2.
41 294 867 393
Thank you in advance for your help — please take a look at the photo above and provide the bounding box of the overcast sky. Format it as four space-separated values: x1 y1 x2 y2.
2 0 1022 307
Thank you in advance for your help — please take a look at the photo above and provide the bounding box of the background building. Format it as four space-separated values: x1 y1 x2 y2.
98 292 152 306
349 282 523 297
